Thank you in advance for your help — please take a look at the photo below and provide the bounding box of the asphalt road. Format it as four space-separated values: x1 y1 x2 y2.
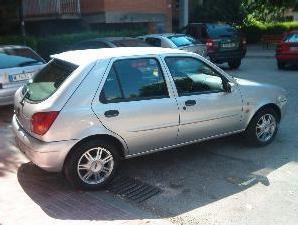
0 55 297 225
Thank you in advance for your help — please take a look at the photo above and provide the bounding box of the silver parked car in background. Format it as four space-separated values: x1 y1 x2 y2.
0 45 45 105
139 33 208 58
12 47 287 190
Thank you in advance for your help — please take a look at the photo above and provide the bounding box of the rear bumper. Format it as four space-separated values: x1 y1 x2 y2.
12 114 77 172
209 49 246 63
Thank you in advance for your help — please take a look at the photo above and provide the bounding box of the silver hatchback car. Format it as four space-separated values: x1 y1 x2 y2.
0 45 45 105
12 47 287 190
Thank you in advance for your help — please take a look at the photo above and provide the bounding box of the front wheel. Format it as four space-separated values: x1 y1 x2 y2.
244 108 279 147
64 140 120 190
277 61 286 70
228 59 241 69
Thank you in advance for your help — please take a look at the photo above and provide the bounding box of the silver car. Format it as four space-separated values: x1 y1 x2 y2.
0 45 45 105
12 47 287 190
139 33 208 58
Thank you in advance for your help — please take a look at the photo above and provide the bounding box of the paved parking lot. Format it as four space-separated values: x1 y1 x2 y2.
0 50 298 225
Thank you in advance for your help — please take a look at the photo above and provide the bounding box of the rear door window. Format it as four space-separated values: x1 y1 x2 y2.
0 47 44 69
145 38 162 47
24 59 78 102
112 39 151 47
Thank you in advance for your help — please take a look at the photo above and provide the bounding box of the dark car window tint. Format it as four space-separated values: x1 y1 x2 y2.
101 58 168 103
145 38 162 47
24 59 78 102
284 33 298 43
0 47 44 69
207 25 238 38
112 39 151 47
165 57 224 96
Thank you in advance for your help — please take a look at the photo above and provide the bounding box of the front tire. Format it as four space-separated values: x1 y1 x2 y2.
277 61 286 70
64 140 120 190
244 108 279 147
228 59 241 69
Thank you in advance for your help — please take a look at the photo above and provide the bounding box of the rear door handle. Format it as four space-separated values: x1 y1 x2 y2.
104 110 119 118
185 100 196 107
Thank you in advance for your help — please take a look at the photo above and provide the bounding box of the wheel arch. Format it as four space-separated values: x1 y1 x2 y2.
246 103 281 129
63 134 127 170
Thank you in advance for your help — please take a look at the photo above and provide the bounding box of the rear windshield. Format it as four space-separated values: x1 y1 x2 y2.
0 47 44 69
207 25 238 38
284 33 298 43
168 35 197 47
23 59 78 102
112 39 151 47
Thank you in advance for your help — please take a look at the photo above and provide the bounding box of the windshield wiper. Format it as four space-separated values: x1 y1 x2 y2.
20 84 30 106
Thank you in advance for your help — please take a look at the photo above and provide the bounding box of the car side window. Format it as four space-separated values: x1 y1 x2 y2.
100 58 169 103
145 38 162 47
165 57 225 96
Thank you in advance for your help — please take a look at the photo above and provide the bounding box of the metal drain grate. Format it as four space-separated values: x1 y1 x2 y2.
107 176 161 203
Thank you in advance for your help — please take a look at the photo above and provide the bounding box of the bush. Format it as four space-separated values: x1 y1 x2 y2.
241 17 298 43
0 28 147 60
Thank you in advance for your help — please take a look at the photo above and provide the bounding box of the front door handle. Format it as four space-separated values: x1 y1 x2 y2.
104 110 119 118
185 100 196 107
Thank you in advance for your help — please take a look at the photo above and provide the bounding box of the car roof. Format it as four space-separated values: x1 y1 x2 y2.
52 47 187 66
0 45 32 50
141 33 187 38
80 37 139 42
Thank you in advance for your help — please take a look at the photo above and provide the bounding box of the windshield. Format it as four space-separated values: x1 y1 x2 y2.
23 59 78 102
0 47 44 69
168 35 197 47
207 25 238 38
284 33 298 43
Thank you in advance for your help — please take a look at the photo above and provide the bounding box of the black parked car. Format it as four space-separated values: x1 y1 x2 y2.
70 37 152 50
183 23 247 69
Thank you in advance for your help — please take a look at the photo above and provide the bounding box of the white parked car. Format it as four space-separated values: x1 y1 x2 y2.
12 47 287 190
0 45 45 105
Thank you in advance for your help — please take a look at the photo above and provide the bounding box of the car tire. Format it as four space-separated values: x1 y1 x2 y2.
64 139 120 190
228 59 241 69
244 108 279 147
277 61 286 70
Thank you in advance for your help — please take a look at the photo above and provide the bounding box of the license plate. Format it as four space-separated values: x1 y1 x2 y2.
222 43 236 48
290 47 298 51
9 72 34 82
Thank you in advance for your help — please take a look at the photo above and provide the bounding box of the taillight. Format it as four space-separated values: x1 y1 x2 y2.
31 111 59 135
206 38 214 52
242 38 247 46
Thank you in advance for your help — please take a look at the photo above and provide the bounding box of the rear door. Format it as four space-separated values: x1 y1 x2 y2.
92 56 179 155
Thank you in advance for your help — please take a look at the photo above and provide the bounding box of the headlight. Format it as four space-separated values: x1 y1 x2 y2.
277 95 287 103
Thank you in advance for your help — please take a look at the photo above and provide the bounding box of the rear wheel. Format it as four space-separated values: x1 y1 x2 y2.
277 61 286 70
64 140 120 190
244 108 279 147
228 59 241 69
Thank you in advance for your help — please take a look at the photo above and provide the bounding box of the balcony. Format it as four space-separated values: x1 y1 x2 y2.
23 0 81 20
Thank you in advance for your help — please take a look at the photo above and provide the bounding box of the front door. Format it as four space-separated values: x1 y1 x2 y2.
92 57 179 155
164 56 243 143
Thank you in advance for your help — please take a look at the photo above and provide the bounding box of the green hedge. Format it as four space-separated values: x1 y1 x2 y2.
0 28 146 60
241 18 298 43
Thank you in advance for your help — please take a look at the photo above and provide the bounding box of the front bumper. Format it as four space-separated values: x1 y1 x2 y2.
0 86 20 106
12 115 77 172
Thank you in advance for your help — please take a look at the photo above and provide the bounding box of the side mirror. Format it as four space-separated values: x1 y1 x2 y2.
223 82 232 93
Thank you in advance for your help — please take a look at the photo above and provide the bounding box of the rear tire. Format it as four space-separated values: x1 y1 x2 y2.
277 61 286 70
64 140 120 190
244 108 279 147
228 59 241 69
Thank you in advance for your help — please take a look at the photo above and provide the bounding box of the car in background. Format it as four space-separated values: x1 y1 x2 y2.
0 45 45 106
183 23 247 69
69 37 151 50
12 47 287 190
276 31 298 69
139 33 208 58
